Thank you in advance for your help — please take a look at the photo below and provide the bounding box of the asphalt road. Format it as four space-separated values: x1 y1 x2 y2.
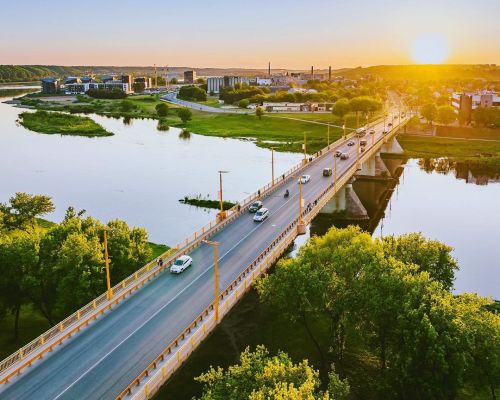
162 93 250 114
0 117 402 400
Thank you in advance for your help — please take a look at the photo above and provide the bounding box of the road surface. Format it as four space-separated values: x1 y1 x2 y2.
0 118 401 399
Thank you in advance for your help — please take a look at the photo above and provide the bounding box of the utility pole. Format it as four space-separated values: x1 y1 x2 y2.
303 132 307 164
218 170 229 221
203 240 221 323
103 227 113 301
271 147 275 185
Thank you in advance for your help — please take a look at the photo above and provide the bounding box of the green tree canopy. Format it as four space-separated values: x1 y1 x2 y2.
176 107 192 123
436 105 456 125
0 192 54 231
155 102 169 117
331 98 350 119
421 103 438 124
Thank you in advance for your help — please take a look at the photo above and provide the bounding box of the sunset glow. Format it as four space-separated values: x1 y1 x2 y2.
411 34 450 64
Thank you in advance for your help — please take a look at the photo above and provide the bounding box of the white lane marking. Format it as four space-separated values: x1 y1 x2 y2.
52 123 399 398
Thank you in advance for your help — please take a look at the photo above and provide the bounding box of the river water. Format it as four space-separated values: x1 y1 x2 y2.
0 91 498 298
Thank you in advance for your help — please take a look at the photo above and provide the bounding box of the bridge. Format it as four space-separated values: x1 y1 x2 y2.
0 112 410 400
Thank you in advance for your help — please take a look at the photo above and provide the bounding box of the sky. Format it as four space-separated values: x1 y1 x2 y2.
1 0 499 69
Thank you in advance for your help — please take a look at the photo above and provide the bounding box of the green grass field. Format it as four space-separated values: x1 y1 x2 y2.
399 134 500 167
19 110 113 137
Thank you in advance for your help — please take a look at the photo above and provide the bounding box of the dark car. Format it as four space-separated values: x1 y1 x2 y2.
249 201 263 213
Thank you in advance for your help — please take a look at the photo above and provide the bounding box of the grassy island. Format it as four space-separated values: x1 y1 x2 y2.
18 110 113 137
179 196 236 210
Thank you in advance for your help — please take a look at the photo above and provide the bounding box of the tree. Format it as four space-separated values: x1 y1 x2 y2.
178 85 207 101
238 99 249 109
331 98 350 119
155 102 169 117
0 192 54 231
0 232 39 338
255 106 264 120
195 346 340 400
176 107 192 123
420 103 438 125
380 233 459 291
170 77 178 84
436 105 456 125
120 100 135 112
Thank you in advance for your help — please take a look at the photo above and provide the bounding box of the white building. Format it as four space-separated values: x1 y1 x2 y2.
256 77 272 86
65 82 130 95
207 76 242 94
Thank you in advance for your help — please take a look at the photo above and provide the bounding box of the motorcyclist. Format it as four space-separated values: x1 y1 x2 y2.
284 189 289 198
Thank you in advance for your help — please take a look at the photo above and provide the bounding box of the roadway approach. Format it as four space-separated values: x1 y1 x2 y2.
0 115 407 400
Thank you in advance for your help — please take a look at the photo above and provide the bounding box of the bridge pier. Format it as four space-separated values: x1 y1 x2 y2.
380 137 404 155
319 179 368 220
357 151 391 180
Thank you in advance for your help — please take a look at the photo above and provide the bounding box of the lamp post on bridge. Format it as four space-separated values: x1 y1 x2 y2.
297 177 306 235
327 123 330 147
271 147 275 186
333 151 337 191
217 170 229 222
103 226 113 301
302 132 307 164
202 240 221 323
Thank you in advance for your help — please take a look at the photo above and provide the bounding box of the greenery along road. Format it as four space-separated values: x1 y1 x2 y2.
0 192 168 359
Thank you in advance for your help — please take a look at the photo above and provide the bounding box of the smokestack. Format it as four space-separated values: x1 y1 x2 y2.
329 66 332 82
311 66 314 79
268 62 271 76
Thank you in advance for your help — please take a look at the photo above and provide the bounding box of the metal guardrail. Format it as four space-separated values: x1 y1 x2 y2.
116 119 407 400
0 123 359 383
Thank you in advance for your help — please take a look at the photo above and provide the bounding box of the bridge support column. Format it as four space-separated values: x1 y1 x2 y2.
381 137 404 155
345 178 369 220
319 186 346 214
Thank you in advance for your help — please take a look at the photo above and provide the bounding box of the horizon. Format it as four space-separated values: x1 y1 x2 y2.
1 0 499 68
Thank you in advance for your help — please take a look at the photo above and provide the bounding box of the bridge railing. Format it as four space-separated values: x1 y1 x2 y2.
115 120 407 399
0 114 407 385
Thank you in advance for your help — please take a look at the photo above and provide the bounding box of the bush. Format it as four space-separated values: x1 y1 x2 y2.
238 99 249 109
86 89 127 99
176 107 192 123
178 85 207 101
120 100 136 112
155 103 169 117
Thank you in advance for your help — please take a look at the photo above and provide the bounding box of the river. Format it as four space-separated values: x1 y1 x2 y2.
0 91 498 298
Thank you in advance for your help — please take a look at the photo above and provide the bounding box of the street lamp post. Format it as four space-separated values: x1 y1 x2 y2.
217 170 229 221
103 227 113 301
302 132 307 164
327 123 330 147
203 240 221 323
297 177 306 234
271 147 275 186
333 152 337 190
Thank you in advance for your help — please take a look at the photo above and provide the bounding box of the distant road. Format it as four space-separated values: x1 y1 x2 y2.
161 93 251 114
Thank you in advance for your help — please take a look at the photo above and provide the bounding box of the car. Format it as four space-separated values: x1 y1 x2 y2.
171 255 193 274
347 141 355 146
323 167 332 176
253 208 269 222
387 122 393 127
340 152 349 160
360 139 367 146
360 147 366 152
335 150 343 157
355 127 367 137
382 130 389 135
300 174 311 184
248 201 263 213
369 130 376 135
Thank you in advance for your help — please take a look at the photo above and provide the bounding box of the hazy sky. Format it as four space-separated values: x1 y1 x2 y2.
1 0 499 68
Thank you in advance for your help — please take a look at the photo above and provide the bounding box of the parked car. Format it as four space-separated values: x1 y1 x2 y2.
340 152 349 160
387 122 393 127
369 130 376 135
323 167 332 176
171 255 193 274
300 174 311 183
253 208 269 222
347 141 355 146
248 201 263 213
335 150 343 157
360 139 367 146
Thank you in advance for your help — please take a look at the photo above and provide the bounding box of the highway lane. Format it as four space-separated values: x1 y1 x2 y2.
0 118 398 399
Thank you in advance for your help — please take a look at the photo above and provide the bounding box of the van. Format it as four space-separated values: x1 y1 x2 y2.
355 127 367 137
323 168 332 177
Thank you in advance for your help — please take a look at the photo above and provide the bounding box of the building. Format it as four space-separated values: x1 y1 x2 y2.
133 77 152 92
121 75 132 88
41 78 60 94
184 70 196 84
101 75 115 83
64 76 79 85
207 76 242 94
256 77 272 86
65 82 130 94
80 76 94 84
263 101 333 113
451 91 500 122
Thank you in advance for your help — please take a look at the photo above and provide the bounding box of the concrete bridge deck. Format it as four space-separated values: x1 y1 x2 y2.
0 114 408 400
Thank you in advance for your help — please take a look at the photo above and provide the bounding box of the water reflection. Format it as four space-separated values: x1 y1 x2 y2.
418 158 500 185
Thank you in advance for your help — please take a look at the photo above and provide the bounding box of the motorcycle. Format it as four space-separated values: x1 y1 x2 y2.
284 190 289 198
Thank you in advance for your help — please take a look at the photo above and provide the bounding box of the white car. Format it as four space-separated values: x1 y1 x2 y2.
171 255 193 274
300 175 311 184
340 152 349 160
347 141 355 146
253 208 269 222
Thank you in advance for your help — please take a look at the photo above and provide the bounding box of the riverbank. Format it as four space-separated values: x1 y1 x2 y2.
398 134 500 168
13 93 369 152
179 196 236 210
18 110 113 137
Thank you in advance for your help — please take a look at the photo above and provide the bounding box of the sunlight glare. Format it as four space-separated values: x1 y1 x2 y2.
411 34 449 64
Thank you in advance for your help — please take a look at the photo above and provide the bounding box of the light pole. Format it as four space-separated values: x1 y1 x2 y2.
298 177 304 225
333 152 337 190
218 170 229 221
302 132 307 164
327 123 330 147
271 147 275 186
103 227 113 301
342 117 347 139
203 240 220 323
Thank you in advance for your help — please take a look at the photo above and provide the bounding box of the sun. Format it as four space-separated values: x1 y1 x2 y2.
411 34 449 64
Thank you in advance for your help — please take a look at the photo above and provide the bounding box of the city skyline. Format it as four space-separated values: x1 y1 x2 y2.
1 0 499 68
